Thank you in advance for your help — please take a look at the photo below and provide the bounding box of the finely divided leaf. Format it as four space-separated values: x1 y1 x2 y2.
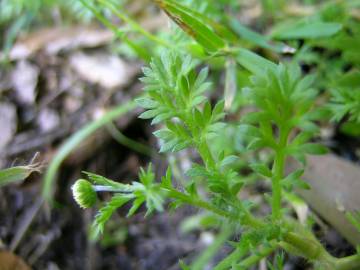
250 163 272 178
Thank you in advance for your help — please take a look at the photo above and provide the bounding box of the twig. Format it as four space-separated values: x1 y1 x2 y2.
10 197 43 251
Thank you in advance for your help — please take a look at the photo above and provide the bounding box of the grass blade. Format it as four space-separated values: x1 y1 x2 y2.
79 0 151 61
42 100 136 202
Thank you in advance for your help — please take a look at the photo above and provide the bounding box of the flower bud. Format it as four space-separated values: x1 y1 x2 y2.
72 179 97 208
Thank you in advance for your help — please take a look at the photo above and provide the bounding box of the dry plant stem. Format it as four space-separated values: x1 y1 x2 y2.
10 197 43 251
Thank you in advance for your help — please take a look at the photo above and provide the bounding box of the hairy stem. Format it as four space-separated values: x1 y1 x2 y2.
214 246 247 270
166 187 263 228
235 240 278 269
282 232 331 261
272 150 284 220
335 254 360 270
271 126 290 220
282 231 360 270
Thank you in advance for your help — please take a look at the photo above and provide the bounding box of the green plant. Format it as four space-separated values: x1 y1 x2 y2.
72 51 360 269
0 163 42 187
279 1 360 135
43 100 136 201
67 0 360 269
328 71 360 124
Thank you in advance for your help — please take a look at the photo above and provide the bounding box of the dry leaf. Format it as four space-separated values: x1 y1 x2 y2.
0 251 31 270
3 26 113 60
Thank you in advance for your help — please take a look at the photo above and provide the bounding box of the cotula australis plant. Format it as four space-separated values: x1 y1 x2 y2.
71 0 360 269
72 51 360 269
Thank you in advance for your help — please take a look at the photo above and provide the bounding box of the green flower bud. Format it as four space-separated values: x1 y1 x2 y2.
72 179 97 208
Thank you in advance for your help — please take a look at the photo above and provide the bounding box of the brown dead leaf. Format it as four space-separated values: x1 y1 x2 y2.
0 251 31 270
4 26 113 61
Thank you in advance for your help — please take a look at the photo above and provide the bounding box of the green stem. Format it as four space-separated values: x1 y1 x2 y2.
167 188 233 218
282 231 360 270
79 0 150 61
336 255 360 270
166 187 263 228
282 232 331 261
271 150 284 220
271 126 290 220
106 122 153 156
187 119 263 229
235 240 278 269
214 246 248 270
98 0 172 48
